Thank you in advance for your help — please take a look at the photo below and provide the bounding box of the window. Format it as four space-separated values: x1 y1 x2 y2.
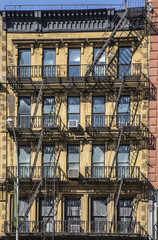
91 198 107 233
68 49 80 76
117 146 130 178
93 48 106 76
18 146 31 178
19 198 29 232
119 47 131 78
43 146 55 178
65 198 81 232
117 96 130 127
92 145 105 178
39 198 54 232
18 97 31 128
68 145 80 172
43 49 56 77
92 97 105 127
18 49 31 78
68 97 80 125
43 97 55 127
118 199 134 233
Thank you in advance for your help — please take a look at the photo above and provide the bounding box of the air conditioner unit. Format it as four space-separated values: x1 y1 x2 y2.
68 120 78 129
68 169 79 179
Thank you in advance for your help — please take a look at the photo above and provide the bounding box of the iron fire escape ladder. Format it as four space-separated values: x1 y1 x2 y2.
30 129 44 178
109 77 125 128
19 180 43 225
109 127 124 178
109 179 123 233
31 78 45 127
85 7 128 76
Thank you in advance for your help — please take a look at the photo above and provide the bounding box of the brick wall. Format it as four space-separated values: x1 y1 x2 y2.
149 0 158 188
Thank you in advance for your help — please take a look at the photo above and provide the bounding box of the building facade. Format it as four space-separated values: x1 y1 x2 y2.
0 2 156 240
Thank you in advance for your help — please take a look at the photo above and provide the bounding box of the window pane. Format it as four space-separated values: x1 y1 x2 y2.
43 97 55 114
40 198 54 217
93 97 105 113
19 97 31 114
19 49 31 66
69 49 80 65
117 146 129 165
43 146 54 164
68 146 80 163
66 198 80 217
19 146 30 164
119 48 131 64
92 198 107 216
93 145 104 164
68 97 80 113
43 49 55 65
68 114 80 122
94 48 106 63
19 198 29 217
118 96 130 113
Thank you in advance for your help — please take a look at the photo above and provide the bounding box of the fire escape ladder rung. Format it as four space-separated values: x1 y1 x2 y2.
30 129 44 178
110 179 123 233
110 77 125 128
85 7 128 76
109 128 123 178
31 78 45 126
20 180 43 225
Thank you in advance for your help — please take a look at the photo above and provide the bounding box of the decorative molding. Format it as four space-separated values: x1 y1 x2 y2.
1 8 145 33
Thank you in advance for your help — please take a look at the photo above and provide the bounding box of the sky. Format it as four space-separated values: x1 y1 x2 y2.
0 0 125 11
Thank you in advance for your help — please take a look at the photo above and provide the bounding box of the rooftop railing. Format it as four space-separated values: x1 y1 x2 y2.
7 64 142 81
4 220 141 235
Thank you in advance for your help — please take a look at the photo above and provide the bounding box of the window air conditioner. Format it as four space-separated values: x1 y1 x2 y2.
68 120 78 129
68 169 79 179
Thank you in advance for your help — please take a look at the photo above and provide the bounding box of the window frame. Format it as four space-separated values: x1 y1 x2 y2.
67 145 80 172
67 96 80 125
68 48 81 77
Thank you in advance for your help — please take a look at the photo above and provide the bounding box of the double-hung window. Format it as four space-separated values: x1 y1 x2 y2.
39 198 54 232
119 47 131 78
92 97 105 127
68 145 80 174
68 49 80 77
117 145 130 178
92 145 105 178
18 49 31 78
18 97 31 128
43 97 55 127
68 97 80 127
18 145 31 178
65 198 81 232
117 199 134 233
43 146 55 178
117 96 130 127
19 198 29 233
91 198 107 233
93 48 106 76
43 49 56 77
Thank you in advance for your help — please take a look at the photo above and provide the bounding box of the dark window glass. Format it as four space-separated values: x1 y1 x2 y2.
93 48 106 76
43 146 55 178
68 146 80 171
119 47 131 78
117 145 130 178
92 97 105 127
91 198 107 233
18 146 31 178
39 198 54 232
117 96 130 127
65 198 81 232
68 49 80 76
18 97 31 128
118 198 134 233
43 49 56 77
18 49 31 78
92 145 105 178
68 97 80 123
43 97 55 127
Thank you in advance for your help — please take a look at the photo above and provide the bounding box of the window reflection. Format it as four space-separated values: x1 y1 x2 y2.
68 49 80 77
